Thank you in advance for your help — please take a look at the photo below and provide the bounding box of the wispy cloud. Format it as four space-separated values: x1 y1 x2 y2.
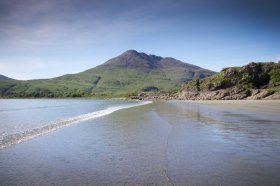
0 0 166 51
0 0 279 79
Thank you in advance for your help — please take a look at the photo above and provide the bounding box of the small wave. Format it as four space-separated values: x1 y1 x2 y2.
0 101 152 149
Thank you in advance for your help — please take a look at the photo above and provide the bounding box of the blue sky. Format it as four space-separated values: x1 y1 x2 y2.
0 0 279 80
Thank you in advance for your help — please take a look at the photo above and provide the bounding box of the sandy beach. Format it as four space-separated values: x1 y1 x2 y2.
1 100 280 185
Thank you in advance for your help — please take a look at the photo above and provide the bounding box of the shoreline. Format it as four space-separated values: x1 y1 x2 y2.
0 100 152 150
1 90 280 101
1 101 279 185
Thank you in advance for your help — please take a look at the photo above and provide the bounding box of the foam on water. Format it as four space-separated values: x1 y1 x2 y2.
0 101 152 149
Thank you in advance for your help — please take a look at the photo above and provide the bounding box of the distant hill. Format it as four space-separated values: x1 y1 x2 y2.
177 62 280 100
0 50 215 98
0 75 14 80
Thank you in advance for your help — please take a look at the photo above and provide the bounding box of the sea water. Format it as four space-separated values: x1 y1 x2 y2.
0 100 280 185
0 99 149 149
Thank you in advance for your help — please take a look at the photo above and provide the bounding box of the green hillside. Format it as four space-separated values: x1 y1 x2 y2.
0 50 214 98
178 62 280 100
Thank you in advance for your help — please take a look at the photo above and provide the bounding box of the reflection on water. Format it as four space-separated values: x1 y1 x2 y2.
155 101 280 185
0 100 280 185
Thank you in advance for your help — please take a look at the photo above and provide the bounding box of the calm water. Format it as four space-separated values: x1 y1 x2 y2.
0 99 145 149
0 100 280 185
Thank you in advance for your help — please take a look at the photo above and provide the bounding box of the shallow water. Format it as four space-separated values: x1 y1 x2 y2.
0 100 279 185
0 99 145 149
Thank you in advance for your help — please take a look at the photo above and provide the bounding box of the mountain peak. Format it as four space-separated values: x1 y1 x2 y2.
122 50 139 55
0 51 215 97
103 50 205 71
121 50 162 59
103 50 163 69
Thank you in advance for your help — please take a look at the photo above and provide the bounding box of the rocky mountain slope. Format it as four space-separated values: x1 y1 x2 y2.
177 62 280 100
0 50 214 98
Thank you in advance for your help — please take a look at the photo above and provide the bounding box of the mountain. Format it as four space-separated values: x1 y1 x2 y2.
0 50 214 98
177 62 280 100
0 75 14 80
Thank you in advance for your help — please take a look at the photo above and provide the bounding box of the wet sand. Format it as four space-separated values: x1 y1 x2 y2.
1 101 280 185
